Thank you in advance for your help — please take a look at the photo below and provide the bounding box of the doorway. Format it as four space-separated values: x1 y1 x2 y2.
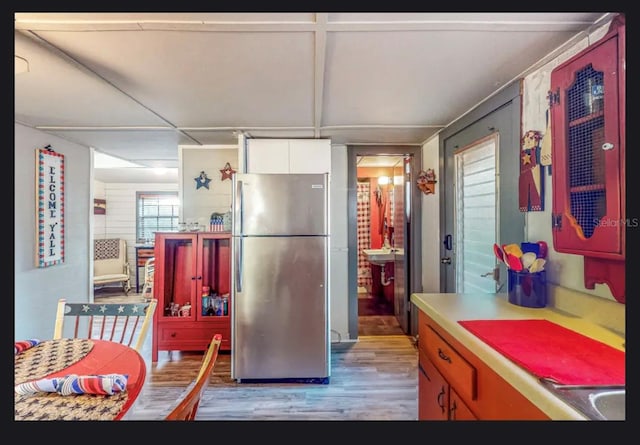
441 87 524 293
347 146 422 339
355 156 401 333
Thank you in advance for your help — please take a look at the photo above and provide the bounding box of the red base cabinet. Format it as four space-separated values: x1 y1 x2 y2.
417 311 548 420
152 232 232 362
418 349 450 420
549 15 625 302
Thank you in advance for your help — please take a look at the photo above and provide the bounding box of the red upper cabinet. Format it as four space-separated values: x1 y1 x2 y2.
549 15 625 302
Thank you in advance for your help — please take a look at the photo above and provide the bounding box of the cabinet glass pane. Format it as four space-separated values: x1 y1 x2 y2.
198 237 231 318
161 238 194 317
565 64 606 238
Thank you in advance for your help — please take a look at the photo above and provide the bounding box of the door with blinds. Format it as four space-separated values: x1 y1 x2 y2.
441 96 524 294
453 136 498 293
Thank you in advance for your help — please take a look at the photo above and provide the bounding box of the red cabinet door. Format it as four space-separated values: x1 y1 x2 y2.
550 27 624 259
449 388 477 420
549 17 625 302
418 351 449 420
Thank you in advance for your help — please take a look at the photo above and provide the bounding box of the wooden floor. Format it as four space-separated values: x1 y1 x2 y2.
95 289 418 421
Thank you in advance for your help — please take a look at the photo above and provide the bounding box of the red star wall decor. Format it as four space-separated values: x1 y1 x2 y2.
220 162 236 181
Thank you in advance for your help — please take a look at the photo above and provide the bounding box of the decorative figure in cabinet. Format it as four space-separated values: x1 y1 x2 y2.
519 129 544 212
167 302 180 317
179 303 191 317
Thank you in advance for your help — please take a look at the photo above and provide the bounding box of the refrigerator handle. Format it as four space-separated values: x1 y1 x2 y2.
236 237 243 292
236 179 244 234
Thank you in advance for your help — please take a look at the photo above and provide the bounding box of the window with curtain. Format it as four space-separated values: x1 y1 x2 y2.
136 192 180 242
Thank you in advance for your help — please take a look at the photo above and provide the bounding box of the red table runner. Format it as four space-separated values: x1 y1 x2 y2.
458 319 625 385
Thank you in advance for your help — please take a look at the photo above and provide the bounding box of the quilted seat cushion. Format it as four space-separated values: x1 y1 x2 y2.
94 273 129 285
94 257 124 277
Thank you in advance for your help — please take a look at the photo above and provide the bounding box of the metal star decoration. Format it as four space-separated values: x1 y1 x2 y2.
195 171 212 190
220 162 236 181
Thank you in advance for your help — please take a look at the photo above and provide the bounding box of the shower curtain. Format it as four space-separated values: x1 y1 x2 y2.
357 181 372 290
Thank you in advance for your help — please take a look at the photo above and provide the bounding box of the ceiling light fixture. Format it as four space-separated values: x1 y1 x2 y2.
15 55 29 75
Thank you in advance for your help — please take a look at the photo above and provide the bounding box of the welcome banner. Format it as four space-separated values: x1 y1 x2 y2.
36 146 65 268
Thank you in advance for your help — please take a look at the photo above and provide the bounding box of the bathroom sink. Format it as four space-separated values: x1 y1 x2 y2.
540 379 625 420
363 248 395 265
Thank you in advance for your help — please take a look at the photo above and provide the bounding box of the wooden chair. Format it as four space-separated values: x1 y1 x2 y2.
140 257 155 301
165 333 222 420
53 298 157 353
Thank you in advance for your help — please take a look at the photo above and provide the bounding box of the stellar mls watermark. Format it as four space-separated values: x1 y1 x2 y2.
594 217 639 228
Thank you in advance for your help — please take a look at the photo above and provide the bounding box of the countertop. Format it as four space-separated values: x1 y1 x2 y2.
410 292 626 420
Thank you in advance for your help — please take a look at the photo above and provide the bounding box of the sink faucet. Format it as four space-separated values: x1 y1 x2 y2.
383 234 391 250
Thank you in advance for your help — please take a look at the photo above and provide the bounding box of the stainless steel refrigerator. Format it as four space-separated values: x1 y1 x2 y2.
231 173 330 383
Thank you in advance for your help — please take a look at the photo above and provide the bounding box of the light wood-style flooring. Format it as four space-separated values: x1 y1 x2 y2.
94 289 418 421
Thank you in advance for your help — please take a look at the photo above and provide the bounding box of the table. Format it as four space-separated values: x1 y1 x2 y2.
14 338 147 421
135 244 155 292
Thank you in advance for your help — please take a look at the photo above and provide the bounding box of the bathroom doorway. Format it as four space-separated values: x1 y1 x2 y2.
347 146 422 338
355 156 401 321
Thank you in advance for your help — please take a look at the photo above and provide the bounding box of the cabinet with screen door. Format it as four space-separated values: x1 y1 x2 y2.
549 15 625 302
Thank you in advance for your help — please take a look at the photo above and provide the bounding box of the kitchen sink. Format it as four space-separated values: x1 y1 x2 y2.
540 379 625 420
363 248 395 265
590 389 625 420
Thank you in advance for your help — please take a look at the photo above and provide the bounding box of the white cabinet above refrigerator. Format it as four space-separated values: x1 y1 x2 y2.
245 138 331 174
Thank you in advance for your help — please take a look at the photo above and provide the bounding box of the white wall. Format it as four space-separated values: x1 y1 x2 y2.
522 21 616 301
329 144 349 342
15 123 92 340
420 135 441 293
179 145 238 227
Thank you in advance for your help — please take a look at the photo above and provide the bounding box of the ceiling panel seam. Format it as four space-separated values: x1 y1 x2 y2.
16 17 604 33
314 13 328 138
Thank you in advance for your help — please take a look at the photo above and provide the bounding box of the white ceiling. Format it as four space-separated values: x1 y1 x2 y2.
14 12 612 182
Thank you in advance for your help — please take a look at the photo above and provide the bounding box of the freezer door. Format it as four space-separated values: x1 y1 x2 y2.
233 173 328 236
232 236 329 379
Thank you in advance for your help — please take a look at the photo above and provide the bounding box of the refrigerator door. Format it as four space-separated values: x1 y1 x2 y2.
232 236 329 379
233 173 328 236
